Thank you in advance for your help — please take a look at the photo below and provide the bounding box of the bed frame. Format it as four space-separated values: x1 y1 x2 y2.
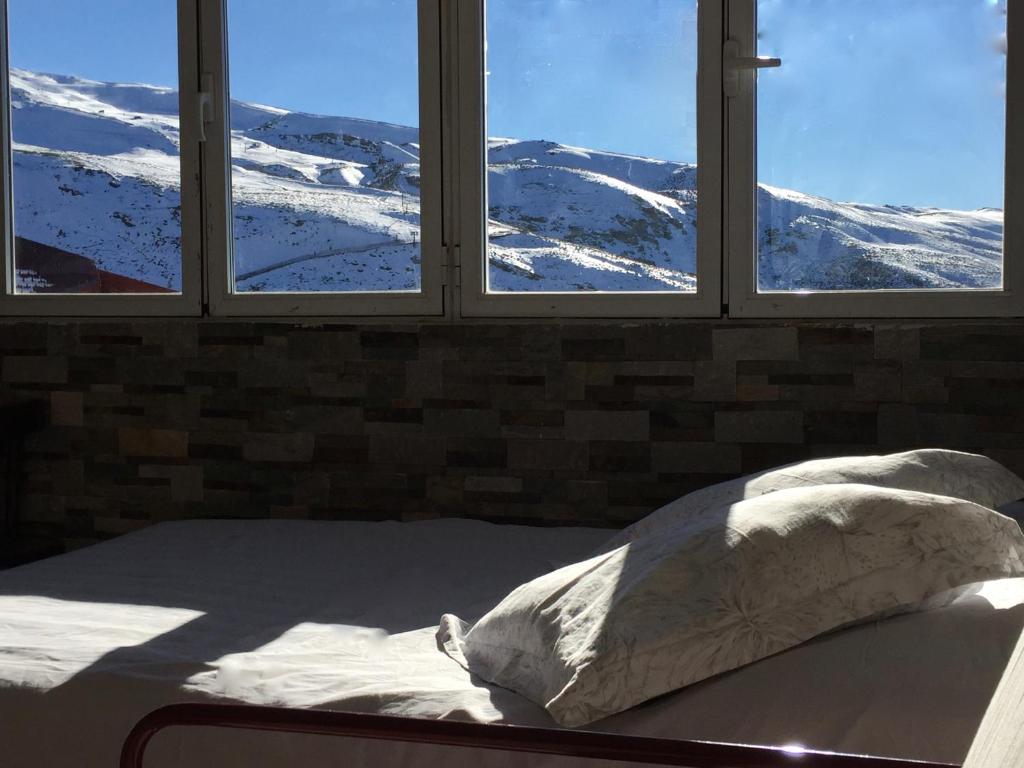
120 703 959 768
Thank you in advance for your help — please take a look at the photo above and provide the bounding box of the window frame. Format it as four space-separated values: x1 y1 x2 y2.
453 0 724 319
198 0 446 318
0 0 203 317
0 0 1019 321
724 0 1024 319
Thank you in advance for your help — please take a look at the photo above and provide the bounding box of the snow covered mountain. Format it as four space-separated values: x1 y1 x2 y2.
9 69 1004 294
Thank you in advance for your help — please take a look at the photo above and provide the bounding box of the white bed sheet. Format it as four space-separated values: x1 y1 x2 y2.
0 518 1022 768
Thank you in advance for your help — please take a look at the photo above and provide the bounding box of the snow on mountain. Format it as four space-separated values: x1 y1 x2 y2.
8 69 1004 295
11 70 184 289
487 140 698 291
757 185 1003 291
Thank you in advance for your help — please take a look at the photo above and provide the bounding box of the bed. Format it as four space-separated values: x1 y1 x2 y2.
2 515 1023 768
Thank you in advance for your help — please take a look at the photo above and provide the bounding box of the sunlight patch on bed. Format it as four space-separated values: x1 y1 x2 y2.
974 578 1024 610
0 595 203 689
184 622 491 714
188 623 395 699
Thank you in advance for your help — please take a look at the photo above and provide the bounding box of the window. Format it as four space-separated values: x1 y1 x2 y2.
228 0 422 295
0 0 201 315
202 0 443 317
456 0 722 317
485 1 699 295
0 0 1019 319
727 0 1022 317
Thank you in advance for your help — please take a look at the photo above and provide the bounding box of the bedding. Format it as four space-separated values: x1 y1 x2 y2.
599 449 1024 553
0 518 1022 767
439 485 1024 726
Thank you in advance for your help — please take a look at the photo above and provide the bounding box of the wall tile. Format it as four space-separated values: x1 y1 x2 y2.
1 318 1022 549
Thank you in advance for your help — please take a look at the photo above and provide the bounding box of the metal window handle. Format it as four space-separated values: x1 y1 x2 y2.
723 39 782 98
197 73 215 143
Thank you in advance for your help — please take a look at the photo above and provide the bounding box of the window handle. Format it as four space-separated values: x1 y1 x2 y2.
723 39 782 98
197 74 214 143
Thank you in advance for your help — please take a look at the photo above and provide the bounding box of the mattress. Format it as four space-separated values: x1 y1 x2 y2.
0 518 1022 767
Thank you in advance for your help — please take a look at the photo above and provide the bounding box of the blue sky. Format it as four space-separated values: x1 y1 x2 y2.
7 0 1007 210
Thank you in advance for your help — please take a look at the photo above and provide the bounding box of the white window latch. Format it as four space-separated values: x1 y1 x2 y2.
723 39 782 98
197 74 215 142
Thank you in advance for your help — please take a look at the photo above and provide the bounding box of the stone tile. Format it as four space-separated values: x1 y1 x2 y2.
446 437 507 468
405 361 445 398
853 367 902 402
118 427 189 458
651 442 743 474
877 403 919 447
798 326 875 361
360 330 419 360
561 337 627 361
804 411 877 445
649 405 716 442
27 459 84 495
692 361 737 401
739 444 813 474
588 441 651 473
566 480 607 505
508 439 588 471
917 412 985 446
735 375 780 402
313 435 370 464
94 516 152 536
423 408 501 437
3 355 68 384
874 326 920 361
426 475 464 509
242 432 315 463
50 390 84 427
624 324 712 361
139 464 204 502
464 475 524 494
714 410 804 444
920 328 1022 361
565 410 649 442
713 327 798 361
369 434 446 466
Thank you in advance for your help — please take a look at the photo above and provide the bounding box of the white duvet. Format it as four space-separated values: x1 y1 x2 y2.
1 518 1022 767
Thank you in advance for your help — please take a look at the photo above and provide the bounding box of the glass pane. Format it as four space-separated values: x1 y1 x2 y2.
8 1 181 294
227 0 421 293
485 0 699 293
757 0 1007 292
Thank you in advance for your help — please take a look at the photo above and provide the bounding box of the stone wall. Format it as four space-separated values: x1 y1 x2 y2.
2 319 1023 549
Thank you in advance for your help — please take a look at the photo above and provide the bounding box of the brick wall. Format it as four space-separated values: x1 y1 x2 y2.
2 319 1023 549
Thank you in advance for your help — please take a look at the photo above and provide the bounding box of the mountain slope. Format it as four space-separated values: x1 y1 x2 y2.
757 185 1003 291
8 69 1004 295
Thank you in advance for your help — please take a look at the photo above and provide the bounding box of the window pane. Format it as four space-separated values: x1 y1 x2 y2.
8 1 181 294
757 0 1006 292
485 0 699 293
227 0 421 294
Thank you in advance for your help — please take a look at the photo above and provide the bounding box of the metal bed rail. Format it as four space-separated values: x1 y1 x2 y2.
120 703 960 768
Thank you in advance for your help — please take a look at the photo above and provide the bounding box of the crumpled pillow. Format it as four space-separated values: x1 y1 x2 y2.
597 449 1024 554
439 484 1024 727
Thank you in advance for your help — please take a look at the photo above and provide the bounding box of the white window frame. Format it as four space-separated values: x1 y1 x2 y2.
725 0 1024 318
453 0 723 318
1 0 1019 321
198 0 445 318
0 0 203 317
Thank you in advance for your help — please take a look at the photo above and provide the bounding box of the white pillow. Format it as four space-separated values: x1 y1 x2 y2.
599 449 1024 554
438 484 1024 727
